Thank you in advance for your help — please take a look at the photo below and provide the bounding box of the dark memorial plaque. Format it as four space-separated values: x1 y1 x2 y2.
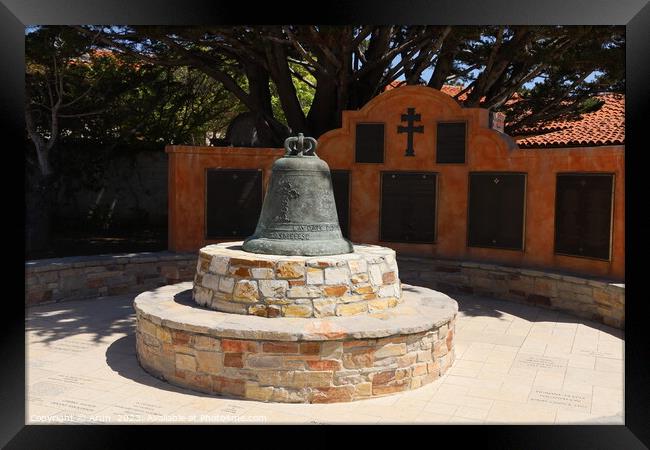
330 170 351 238
437 122 466 164
355 123 385 163
206 169 263 239
380 172 436 243
468 172 526 250
555 173 614 260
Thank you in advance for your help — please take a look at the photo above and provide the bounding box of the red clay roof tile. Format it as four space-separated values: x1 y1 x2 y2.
384 82 624 148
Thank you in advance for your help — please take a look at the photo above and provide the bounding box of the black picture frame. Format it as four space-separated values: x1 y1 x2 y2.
10 1 649 447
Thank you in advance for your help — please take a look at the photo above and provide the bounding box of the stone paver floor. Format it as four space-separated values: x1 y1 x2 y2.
26 292 624 424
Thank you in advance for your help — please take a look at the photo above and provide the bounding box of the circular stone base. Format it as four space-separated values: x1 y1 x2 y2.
134 282 458 403
193 242 402 318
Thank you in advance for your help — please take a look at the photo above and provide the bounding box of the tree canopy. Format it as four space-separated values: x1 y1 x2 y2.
26 25 242 180
75 25 624 140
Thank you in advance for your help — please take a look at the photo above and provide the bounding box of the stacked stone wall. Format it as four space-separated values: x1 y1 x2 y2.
135 312 456 403
25 253 197 306
398 257 624 328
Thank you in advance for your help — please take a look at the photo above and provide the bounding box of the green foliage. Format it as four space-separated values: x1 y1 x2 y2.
26 26 247 188
270 62 315 127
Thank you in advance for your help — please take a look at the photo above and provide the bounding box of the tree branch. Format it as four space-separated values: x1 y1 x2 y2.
282 26 329 76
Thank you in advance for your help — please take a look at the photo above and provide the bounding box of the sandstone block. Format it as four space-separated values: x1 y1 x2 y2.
248 304 269 317
245 382 273 402
306 359 342 371
372 369 396 385
534 278 558 296
139 318 157 337
195 350 223 373
267 305 282 318
433 340 448 358
342 348 374 368
211 299 248 314
259 279 289 298
245 355 284 369
324 267 350 285
251 268 275 279
350 273 369 284
306 267 324 285
382 271 397 284
396 353 417 368
218 276 235 293
283 304 313 317
230 266 252 278
229 257 274 268
175 353 196 372
375 343 407 359
276 261 305 279
336 302 368 316
233 280 259 303
224 353 244 368
352 284 375 295
156 326 172 344
311 385 354 403
270 387 309 403
348 259 368 274
313 298 336 317
412 363 428 376
221 339 258 353
372 380 408 395
377 285 396 298
368 298 389 312
369 265 383 285
263 342 299 353
171 330 192 346
209 256 229 275
292 370 333 387
320 341 343 360
287 285 321 298
355 382 372 397
446 328 454 351
193 286 213 306
258 370 294 386
300 342 321 355
194 335 221 352
322 285 348 297
212 376 246 396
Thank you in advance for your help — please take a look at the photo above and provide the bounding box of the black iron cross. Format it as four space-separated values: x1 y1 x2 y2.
397 107 424 157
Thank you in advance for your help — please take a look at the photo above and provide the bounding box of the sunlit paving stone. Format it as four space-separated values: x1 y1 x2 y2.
26 291 624 424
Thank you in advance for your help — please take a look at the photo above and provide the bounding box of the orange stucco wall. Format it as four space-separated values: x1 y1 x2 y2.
167 86 624 281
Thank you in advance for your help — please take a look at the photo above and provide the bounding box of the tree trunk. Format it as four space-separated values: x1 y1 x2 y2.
306 76 339 138
428 30 461 89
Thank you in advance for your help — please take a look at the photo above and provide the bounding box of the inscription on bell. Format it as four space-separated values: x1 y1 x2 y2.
265 232 309 240
293 224 338 232
242 134 353 256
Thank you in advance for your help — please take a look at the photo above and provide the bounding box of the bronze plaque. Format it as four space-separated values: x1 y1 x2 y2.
205 169 263 239
355 123 385 163
380 172 436 243
331 170 351 238
555 173 613 260
436 122 466 164
468 172 526 250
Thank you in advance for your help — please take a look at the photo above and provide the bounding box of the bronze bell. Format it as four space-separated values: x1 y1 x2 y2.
242 134 353 256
